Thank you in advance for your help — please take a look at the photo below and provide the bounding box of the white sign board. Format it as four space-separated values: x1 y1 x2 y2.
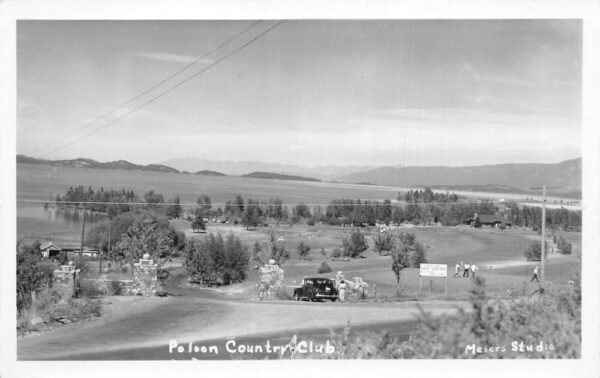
419 263 448 277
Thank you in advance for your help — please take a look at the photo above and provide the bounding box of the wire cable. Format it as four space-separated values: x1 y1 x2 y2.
40 21 285 158
29 20 263 155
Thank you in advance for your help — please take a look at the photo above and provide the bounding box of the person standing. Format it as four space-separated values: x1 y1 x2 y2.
471 263 477 278
531 266 539 282
454 262 460 277
464 262 470 277
338 280 347 302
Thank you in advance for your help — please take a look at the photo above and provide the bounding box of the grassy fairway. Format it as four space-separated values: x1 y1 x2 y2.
180 221 580 300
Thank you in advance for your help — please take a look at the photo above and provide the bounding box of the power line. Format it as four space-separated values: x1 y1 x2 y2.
17 199 547 207
31 20 269 156
41 21 284 158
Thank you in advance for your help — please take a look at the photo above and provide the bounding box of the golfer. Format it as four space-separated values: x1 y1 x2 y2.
454 262 460 277
471 263 477 278
463 262 470 277
531 266 539 282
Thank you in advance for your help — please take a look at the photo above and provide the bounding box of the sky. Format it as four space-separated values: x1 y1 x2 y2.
17 20 582 167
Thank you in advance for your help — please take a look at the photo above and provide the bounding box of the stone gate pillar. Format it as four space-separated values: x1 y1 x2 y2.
53 261 80 298
133 253 159 296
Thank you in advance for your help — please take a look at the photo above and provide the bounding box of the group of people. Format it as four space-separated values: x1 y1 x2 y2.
453 261 478 278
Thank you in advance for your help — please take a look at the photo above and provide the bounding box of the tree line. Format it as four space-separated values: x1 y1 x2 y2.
191 191 581 232
54 186 182 219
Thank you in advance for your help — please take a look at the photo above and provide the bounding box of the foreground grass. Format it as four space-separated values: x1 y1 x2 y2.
306 277 580 359
18 287 102 335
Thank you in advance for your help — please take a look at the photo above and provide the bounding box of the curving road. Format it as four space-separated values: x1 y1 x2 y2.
18 270 466 360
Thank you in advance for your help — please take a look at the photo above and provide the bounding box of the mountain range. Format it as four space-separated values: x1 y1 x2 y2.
17 155 581 198
340 158 581 197
159 157 377 180
17 155 179 174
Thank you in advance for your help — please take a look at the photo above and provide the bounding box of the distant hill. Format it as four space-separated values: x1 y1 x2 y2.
341 158 581 198
17 155 179 174
242 171 321 182
158 157 375 180
195 170 226 176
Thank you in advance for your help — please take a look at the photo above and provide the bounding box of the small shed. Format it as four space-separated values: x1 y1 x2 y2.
40 241 62 259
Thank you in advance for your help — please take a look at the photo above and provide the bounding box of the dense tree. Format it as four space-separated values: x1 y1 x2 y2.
390 241 412 295
166 196 182 219
294 203 311 219
113 212 178 264
373 232 395 254
191 212 206 232
17 241 54 313
185 233 249 286
196 195 212 211
242 199 263 229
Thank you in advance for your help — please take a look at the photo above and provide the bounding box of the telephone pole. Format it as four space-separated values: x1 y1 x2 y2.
540 185 546 289
79 209 87 265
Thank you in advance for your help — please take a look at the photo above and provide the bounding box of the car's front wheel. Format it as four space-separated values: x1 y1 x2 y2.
294 292 300 301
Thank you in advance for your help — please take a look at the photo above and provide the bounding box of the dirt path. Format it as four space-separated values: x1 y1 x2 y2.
18 270 467 360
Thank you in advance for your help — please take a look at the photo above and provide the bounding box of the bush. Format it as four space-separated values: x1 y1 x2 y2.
318 262 332 274
108 280 123 296
297 241 311 259
77 279 101 297
274 286 293 300
524 240 548 261
557 236 572 254
18 286 102 332
342 230 368 258
332 248 342 258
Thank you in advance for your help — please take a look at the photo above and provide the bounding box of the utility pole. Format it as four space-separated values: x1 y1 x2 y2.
79 210 87 265
541 185 546 289
108 226 111 271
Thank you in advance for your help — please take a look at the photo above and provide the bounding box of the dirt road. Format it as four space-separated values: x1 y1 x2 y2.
18 270 467 360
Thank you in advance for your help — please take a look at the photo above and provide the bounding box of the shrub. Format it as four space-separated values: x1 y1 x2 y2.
342 230 368 258
274 286 293 300
557 236 572 254
306 218 315 226
297 241 311 259
524 240 547 261
332 248 342 258
77 279 101 297
108 280 123 296
318 262 332 274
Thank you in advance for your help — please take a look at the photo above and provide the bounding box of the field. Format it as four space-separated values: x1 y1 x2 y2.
181 221 581 300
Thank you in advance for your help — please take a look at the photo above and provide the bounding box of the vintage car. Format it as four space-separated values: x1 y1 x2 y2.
293 277 338 302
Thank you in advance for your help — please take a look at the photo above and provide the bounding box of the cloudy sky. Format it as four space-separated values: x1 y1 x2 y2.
17 20 581 167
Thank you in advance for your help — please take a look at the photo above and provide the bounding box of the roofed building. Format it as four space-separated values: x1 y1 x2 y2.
465 213 512 228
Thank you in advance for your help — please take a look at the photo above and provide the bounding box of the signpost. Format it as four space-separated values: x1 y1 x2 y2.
419 263 448 297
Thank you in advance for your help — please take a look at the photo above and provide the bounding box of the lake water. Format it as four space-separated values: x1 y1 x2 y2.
17 203 107 245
